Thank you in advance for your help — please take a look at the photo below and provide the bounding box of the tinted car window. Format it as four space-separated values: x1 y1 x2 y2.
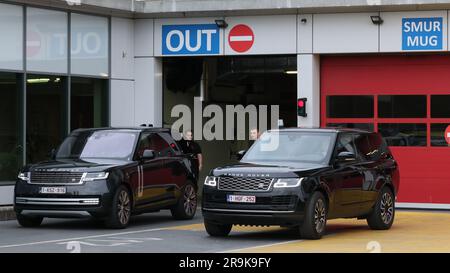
136 133 173 158
335 133 357 158
353 134 372 161
366 133 383 160
160 132 181 153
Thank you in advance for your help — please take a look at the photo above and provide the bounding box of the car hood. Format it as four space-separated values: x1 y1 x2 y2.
211 161 329 178
25 158 130 173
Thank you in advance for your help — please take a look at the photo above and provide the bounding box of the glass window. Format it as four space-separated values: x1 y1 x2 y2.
431 95 450 118
242 132 334 164
71 77 108 131
431 124 450 147
378 123 427 147
353 134 372 161
80 131 137 160
0 4 23 70
136 133 172 158
367 133 386 160
327 95 373 118
335 134 357 157
26 74 67 163
0 73 23 182
26 8 68 73
56 130 138 161
378 95 426 118
327 123 374 132
71 13 108 77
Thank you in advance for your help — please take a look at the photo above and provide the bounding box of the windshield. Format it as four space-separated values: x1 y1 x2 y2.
56 130 139 161
241 131 335 164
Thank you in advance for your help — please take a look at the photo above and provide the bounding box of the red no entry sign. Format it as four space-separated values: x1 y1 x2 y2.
445 125 450 144
228 24 254 53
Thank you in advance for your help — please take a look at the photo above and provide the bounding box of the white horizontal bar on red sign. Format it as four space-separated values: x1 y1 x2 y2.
229 36 253 42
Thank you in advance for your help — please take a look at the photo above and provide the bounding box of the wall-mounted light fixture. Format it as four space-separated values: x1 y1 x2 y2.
215 19 228 28
300 18 307 24
370 15 383 25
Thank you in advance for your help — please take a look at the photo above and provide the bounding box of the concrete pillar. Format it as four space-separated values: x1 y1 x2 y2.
110 17 135 127
134 57 163 127
297 54 321 127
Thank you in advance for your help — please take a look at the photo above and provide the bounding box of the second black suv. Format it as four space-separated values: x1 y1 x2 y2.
202 128 400 239
15 127 198 228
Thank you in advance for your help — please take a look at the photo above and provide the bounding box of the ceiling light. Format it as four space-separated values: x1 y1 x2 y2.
285 70 298 75
27 78 50 84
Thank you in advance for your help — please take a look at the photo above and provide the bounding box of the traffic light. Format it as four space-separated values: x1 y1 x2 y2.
297 98 307 117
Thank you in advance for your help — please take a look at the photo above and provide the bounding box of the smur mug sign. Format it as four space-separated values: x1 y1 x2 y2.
402 17 443 50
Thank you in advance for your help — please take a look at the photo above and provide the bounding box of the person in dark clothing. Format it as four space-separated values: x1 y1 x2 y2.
178 130 203 179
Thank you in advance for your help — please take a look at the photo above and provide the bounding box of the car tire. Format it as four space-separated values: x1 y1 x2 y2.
16 213 43 228
367 186 395 230
171 182 197 220
204 220 232 237
104 185 132 229
299 191 327 240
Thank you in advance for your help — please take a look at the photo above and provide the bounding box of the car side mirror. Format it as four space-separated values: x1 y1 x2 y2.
236 150 247 160
141 149 155 160
336 151 356 164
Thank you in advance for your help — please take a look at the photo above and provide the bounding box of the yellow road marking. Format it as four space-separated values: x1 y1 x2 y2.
170 211 450 253
233 211 450 253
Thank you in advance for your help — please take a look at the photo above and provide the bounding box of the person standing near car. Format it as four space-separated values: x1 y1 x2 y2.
179 130 203 179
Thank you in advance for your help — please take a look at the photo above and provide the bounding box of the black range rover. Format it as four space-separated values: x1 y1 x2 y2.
15 127 198 228
202 128 400 239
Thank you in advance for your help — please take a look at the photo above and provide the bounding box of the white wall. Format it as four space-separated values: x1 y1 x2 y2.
224 15 297 55
135 19 154 57
380 10 448 52
313 12 379 53
111 18 135 80
111 17 136 127
111 80 135 126
134 18 162 127
110 17 162 128
134 57 162 127
297 54 320 127
298 14 313 54
0 186 13 206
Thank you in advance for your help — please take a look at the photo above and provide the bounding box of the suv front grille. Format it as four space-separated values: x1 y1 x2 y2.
218 177 274 192
30 171 84 185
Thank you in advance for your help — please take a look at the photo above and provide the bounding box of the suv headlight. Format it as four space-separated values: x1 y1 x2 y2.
82 172 109 182
18 172 30 182
273 178 303 188
204 176 217 187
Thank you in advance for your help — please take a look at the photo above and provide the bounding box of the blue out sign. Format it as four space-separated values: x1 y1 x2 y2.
402 17 443 50
162 24 220 55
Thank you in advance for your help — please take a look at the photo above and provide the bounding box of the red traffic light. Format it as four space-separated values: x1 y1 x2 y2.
297 98 307 117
